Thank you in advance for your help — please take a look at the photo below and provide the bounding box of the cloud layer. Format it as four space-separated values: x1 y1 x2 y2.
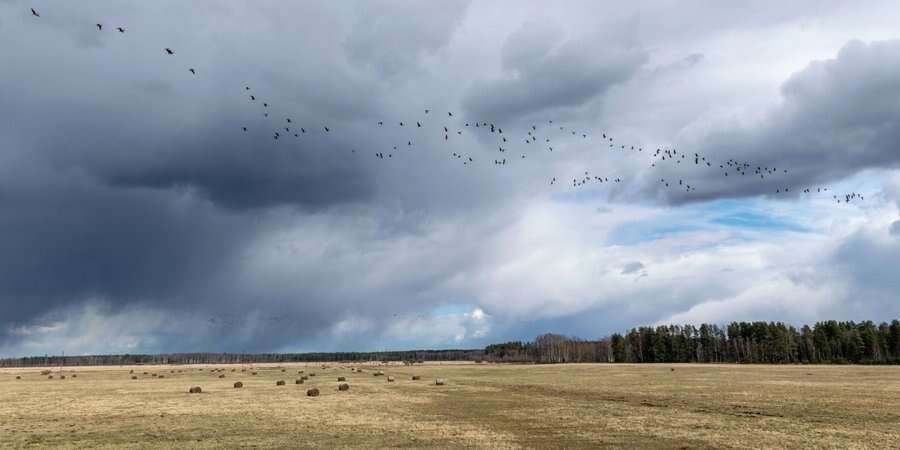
2 1 900 356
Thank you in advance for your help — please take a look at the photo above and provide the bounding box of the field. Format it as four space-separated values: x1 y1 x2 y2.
1 363 898 449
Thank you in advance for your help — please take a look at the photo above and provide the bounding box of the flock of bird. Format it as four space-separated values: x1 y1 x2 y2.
25 6 864 205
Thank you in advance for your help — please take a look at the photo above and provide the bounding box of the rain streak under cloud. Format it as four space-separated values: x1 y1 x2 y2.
2 0 900 356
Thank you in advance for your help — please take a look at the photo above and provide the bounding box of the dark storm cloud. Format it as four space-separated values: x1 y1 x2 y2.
658 40 900 203
463 21 647 123
0 170 246 328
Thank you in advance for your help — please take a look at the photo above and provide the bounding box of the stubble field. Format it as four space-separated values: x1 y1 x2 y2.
1 362 898 449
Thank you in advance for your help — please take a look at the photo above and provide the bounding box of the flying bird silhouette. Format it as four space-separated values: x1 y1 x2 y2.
31 8 40 17
117 27 125 33
164 48 174 55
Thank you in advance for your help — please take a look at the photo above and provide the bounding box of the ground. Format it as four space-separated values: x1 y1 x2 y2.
0 362 898 449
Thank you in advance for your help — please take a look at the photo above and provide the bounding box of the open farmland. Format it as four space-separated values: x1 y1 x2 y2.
1 363 898 449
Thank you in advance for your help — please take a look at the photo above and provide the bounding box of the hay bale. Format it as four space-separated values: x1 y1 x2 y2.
301 375 309 381
281 368 286 372
15 376 21 380
131 376 138 380
338 383 350 391
233 381 243 388
143 372 148 375
188 386 202 394
129 370 134 374
373 371 384 377
670 368 675 372
251 372 258 376
40 370 51 375
309 373 316 377
71 374 77 378
48 375 53 379
298 370 304 374
60 375 66 379
411 375 421 380
387 376 395 382
231 369 236 372
435 378 445 386
337 376 346 382
276 380 286 386
158 375 165 379
218 374 225 379
295 378 304 384
306 388 320 397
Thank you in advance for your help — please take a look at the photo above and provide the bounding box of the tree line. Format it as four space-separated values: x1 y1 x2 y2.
485 320 900 364
0 349 485 368
4 320 899 367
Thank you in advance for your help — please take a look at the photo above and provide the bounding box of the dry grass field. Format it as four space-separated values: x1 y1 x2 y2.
1 362 899 449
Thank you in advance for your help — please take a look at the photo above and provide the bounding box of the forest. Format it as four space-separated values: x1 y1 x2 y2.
485 320 900 364
3 320 900 367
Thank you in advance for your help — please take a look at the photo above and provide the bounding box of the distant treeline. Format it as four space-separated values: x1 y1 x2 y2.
485 320 900 364
0 349 484 368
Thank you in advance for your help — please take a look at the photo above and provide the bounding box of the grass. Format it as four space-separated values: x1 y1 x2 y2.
1 363 898 449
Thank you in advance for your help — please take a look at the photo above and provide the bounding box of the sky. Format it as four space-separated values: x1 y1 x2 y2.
2 0 900 357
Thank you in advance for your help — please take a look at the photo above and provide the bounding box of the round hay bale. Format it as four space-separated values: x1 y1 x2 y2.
158 375 165 379
233 381 243 388
670 368 675 372
71 374 77 378
15 376 21 380
298 370 304 374
143 372 148 375
387 376 395 382
131 376 138 380
301 375 309 381
232 369 236 372
59 375 66 379
373 371 384 377
281 368 286 372
40 370 51 375
241 369 246 372
129 370 134 374
306 388 320 397
435 378 445 386
276 380 285 386
295 378 304 384
188 386 202 394
251 372 258 376
218 374 225 379
48 375 53 379
309 373 316 377
338 383 350 391
411 375 421 380
337 376 346 382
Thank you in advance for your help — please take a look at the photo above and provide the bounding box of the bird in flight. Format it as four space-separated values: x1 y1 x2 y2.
96 24 103 31
164 48 174 55
189 68 196 75
117 27 125 33
31 8 40 17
